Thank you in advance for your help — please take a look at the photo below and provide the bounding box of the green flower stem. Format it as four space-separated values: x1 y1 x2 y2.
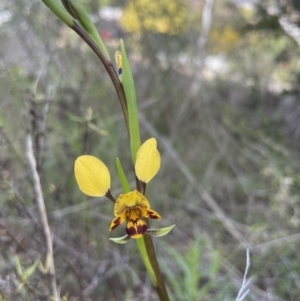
136 237 157 285
118 40 170 301
120 41 141 162
42 1 129 134
61 0 110 59
116 158 158 287
42 3 169 299
116 158 131 193
143 234 169 300
42 0 74 26
118 44 170 299
70 23 129 133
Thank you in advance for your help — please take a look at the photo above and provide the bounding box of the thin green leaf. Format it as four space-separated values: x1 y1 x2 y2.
87 122 108 136
23 259 40 279
61 0 110 59
42 0 74 26
116 158 131 193
210 249 221 278
67 111 85 122
38 260 48 275
120 40 141 162
14 256 23 277
44 253 51 272
147 225 176 237
61 0 80 18
109 234 131 244
16 283 25 293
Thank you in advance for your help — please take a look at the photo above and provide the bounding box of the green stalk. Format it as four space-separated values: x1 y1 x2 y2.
61 0 110 59
116 158 157 285
120 41 141 163
42 2 169 299
119 43 170 301
136 238 157 285
115 158 131 193
42 0 74 26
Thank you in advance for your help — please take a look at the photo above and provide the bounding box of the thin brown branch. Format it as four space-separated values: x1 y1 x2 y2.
70 22 129 133
105 189 116 203
25 134 59 301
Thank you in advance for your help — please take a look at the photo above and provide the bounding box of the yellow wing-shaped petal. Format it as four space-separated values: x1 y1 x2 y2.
74 155 110 197
135 138 160 183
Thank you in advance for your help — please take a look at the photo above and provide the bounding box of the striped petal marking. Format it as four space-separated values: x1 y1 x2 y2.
109 190 161 239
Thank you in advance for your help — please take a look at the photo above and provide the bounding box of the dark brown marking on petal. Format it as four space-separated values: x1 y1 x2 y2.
126 207 142 223
127 217 140 223
110 216 121 231
136 219 147 235
137 224 147 237
126 218 147 238
147 210 161 220
126 222 137 237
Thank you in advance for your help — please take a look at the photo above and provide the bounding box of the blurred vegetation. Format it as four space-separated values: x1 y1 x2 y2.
120 0 187 34
1 0 300 300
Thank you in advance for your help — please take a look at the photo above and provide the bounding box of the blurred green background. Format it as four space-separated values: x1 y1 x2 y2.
1 0 300 300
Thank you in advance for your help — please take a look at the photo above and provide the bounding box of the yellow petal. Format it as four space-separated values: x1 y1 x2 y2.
109 211 126 231
74 155 110 197
114 190 150 216
135 138 160 183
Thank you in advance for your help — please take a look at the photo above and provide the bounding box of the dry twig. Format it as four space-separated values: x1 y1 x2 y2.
25 134 59 301
236 249 251 301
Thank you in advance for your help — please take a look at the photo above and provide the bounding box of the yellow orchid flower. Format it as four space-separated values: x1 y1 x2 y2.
74 138 162 240
110 189 161 239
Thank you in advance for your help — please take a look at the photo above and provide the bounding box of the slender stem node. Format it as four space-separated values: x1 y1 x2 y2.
105 190 116 203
